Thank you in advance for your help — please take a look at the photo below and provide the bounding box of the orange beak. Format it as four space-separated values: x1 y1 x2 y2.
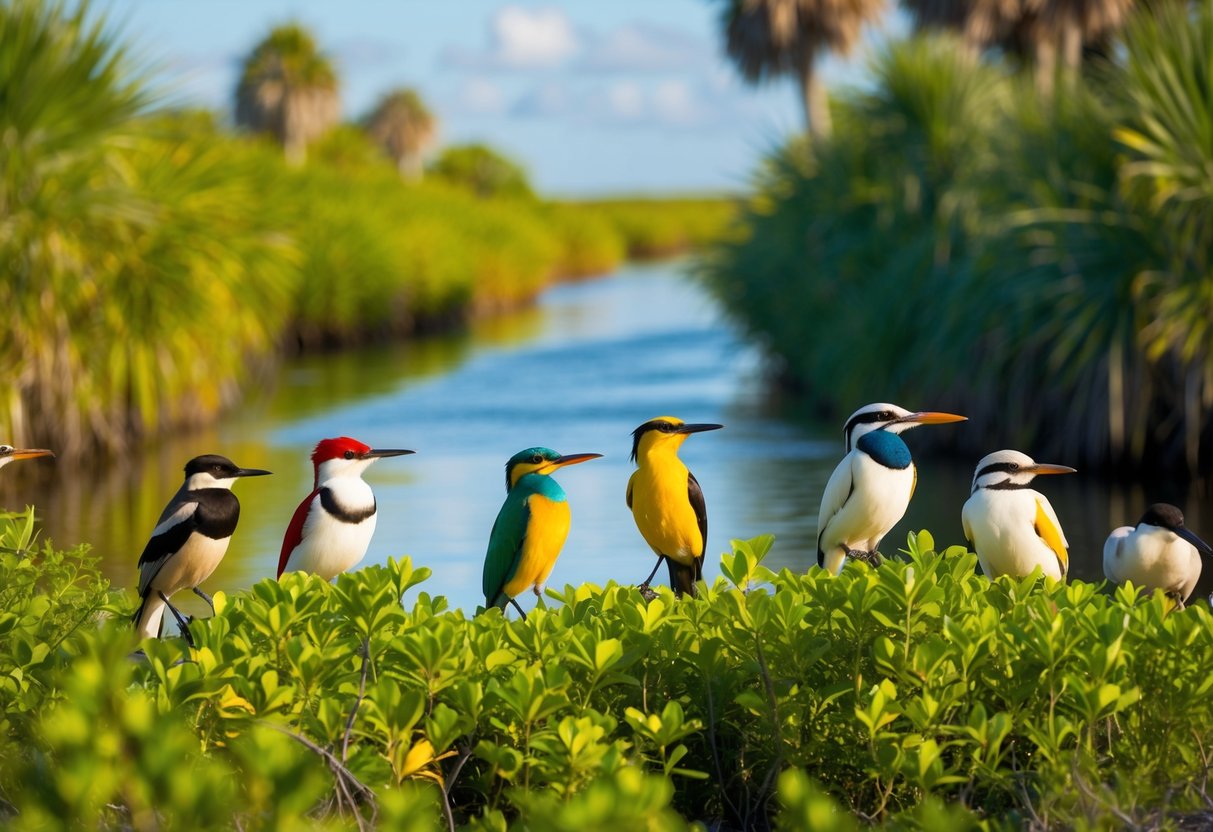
9 448 54 461
897 411 967 426
552 453 603 468
1025 463 1077 476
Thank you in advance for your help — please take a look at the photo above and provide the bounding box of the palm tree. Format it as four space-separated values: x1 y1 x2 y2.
363 88 437 181
720 0 885 137
235 24 339 164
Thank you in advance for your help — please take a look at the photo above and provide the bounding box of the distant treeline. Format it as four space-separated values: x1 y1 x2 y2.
706 3 1213 475
0 2 733 461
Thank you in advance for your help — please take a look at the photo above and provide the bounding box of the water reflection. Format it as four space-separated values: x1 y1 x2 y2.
14 260 1213 614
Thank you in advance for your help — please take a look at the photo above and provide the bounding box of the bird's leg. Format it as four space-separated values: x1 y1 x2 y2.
509 598 528 621
845 548 884 568
639 556 664 589
159 592 196 648
192 586 215 615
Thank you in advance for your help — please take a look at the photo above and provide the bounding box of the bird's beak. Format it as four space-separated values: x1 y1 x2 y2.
1176 526 1213 557
552 452 603 468
235 467 273 477
676 423 725 435
1024 463 1077 476
363 449 416 459
896 411 967 426
8 448 54 461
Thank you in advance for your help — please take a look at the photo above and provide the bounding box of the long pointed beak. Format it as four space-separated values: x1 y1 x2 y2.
897 411 967 426
676 423 724 435
364 448 416 459
9 449 54 461
1176 526 1213 557
235 468 272 478
552 452 603 468
1025 463 1077 476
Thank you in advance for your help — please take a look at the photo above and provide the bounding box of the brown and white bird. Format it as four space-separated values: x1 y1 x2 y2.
1103 503 1213 608
133 454 270 642
961 450 1075 581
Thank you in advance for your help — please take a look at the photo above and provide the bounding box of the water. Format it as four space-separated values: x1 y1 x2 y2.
14 260 1213 613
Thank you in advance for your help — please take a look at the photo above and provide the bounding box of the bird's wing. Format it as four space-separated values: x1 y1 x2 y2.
961 499 975 551
816 453 855 568
137 502 200 596
1034 495 1069 577
910 464 918 502
1102 527 1133 584
688 471 708 558
626 472 635 510
482 490 532 607
278 489 320 577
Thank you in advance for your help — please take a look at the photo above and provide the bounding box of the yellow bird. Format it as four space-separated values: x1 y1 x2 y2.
961 450 1076 580
627 416 723 597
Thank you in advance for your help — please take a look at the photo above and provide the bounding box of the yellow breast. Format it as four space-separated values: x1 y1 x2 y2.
502 494 571 599
629 461 702 566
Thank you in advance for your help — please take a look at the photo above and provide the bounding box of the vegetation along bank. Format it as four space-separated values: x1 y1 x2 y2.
706 2 1213 476
3 510 1211 829
0 1 734 461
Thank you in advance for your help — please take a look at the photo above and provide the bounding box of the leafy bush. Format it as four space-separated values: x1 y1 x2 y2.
707 8 1213 474
428 144 537 202
5 508 1213 829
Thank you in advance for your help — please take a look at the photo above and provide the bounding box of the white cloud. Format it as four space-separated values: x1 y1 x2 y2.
604 81 646 121
453 77 507 116
442 5 578 70
577 23 707 73
511 81 572 117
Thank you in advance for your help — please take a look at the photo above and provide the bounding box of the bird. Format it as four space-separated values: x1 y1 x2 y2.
277 437 414 581
627 417 723 597
482 447 601 618
132 454 271 643
817 403 966 575
0 444 54 470
961 449 1076 581
1103 503 1213 608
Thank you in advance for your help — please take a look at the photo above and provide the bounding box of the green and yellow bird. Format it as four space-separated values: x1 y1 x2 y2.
627 416 723 597
482 447 602 618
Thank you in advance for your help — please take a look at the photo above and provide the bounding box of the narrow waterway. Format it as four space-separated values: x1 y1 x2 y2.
17 260 1213 613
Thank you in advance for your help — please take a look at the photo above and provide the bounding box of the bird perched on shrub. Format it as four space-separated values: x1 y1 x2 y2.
1104 503 1213 608
483 447 601 618
278 437 414 581
0 444 54 470
133 454 271 643
627 416 723 597
962 449 1075 581
817 403 965 574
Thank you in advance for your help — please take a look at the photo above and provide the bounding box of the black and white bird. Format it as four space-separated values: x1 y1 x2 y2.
132 454 271 641
816 403 966 575
1103 503 1213 608
277 437 414 581
961 450 1075 581
0 444 54 470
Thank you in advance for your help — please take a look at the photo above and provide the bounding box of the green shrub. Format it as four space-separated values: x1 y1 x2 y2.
6 510 1213 828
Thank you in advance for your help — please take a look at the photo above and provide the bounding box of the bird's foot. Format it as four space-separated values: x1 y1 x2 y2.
636 584 659 602
159 592 196 649
845 548 884 568
509 598 529 621
193 586 216 615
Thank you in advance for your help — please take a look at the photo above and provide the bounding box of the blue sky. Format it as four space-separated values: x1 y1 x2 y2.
104 1 893 196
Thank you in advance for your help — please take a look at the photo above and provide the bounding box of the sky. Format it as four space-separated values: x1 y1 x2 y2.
99 0 896 196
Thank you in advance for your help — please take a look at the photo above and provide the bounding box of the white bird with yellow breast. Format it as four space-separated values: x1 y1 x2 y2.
961 450 1075 580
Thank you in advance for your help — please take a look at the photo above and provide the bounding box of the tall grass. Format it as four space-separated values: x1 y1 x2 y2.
0 1 737 459
707 5 1213 474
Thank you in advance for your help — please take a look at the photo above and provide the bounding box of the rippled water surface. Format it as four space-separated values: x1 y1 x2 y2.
18 260 1213 614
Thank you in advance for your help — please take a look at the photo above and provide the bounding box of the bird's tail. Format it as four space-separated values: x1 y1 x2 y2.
132 592 166 640
667 556 703 598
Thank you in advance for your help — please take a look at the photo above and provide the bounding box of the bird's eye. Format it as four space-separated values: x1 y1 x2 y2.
660 422 675 433
0 445 11 454
1007 462 1020 470
344 450 356 460
531 454 544 464
880 412 894 420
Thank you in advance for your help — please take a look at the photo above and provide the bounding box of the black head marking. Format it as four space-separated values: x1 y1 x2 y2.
184 454 242 480
1139 503 1185 531
630 420 678 462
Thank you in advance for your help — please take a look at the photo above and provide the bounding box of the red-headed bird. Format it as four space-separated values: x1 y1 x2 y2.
278 437 414 581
